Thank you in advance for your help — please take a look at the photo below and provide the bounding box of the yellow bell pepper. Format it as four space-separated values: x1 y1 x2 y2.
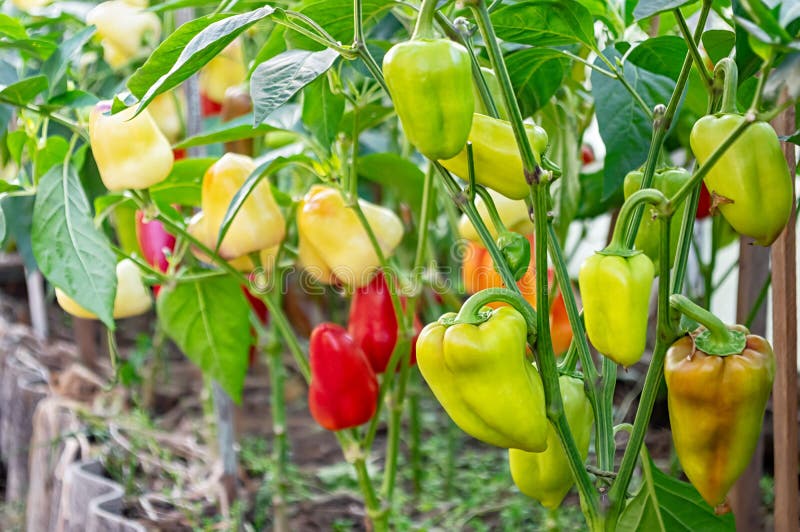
89 101 174 191
458 188 534 242
199 40 247 104
297 185 404 287
86 0 161 69
55 259 151 319
187 211 279 272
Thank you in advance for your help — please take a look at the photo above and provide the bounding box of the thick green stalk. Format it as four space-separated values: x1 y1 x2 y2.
265 306 290 531
675 7 712 88
607 189 669 253
354 456 388 532
412 0 439 39
606 217 676 525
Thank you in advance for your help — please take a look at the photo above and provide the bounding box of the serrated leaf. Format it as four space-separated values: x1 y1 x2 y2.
591 48 675 199
618 453 736 531
491 0 596 48
702 30 736 64
32 164 117 328
506 48 566 116
251 48 339 125
0 75 48 106
633 0 698 21
132 7 275 112
157 276 250 402
302 76 345 147
627 35 688 80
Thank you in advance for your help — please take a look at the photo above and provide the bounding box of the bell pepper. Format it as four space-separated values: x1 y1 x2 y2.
509 375 593 508
696 183 712 219
497 231 531 281
86 0 161 69
56 259 151 320
665 295 775 508
440 114 548 200
623 168 691 270
136 210 176 296
578 252 654 367
473 67 509 120
308 323 379 431
200 153 285 259
199 39 247 106
382 1 473 160
297 185 404 288
149 90 186 144
689 58 792 246
188 211 279 272
458 189 534 242
416 304 548 451
89 101 174 191
347 272 422 373
221 86 253 155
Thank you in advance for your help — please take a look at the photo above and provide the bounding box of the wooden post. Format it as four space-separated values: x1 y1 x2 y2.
729 239 769 529
771 101 798 532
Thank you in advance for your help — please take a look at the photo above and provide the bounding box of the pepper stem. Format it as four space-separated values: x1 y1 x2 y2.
605 189 668 256
454 287 538 343
714 58 739 115
669 295 747 356
474 185 508 235
412 0 438 39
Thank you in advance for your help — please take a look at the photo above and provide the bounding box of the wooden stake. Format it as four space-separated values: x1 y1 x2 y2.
771 101 798 532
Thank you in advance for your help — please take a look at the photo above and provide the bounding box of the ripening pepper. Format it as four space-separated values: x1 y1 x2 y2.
461 241 572 356
440 114 548 200
689 60 792 246
136 211 176 274
473 67 509 120
624 168 691 270
199 40 247 106
56 259 151 319
86 0 161 69
308 323 379 431
89 101 174 191
578 252 654 367
509 375 593 508
149 90 186 144
417 305 548 451
187 211 278 272
297 185 404 288
458 189 534 242
665 296 774 508
201 153 285 259
383 36 473 160
696 183 712 219
348 272 423 373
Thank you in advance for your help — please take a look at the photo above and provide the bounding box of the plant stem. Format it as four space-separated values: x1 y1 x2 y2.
354 456 388 532
675 8 712 88
715 58 739 114
413 0 438 39
265 300 290 532
607 189 668 253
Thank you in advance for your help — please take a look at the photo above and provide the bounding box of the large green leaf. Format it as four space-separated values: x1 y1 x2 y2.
32 164 117 328
491 0 596 49
251 48 339 125
0 14 28 40
132 7 275 113
0 75 48 106
157 276 250 402
591 48 675 199
627 36 688 81
702 30 736 65
633 0 698 21
618 453 736 531
506 48 566 116
149 157 217 207
284 0 394 50
302 75 344 148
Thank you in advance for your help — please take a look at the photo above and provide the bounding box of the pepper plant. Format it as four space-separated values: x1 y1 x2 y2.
1 0 799 530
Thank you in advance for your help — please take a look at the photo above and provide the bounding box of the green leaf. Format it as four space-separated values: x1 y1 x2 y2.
251 48 339 125
0 39 57 59
302 76 344 148
132 7 275 112
6 130 28 166
0 14 28 40
1 195 35 270
34 135 70 179
491 0 597 48
149 157 217 207
591 48 675 199
764 52 800 104
284 0 394 50
340 102 392 136
47 89 99 109
157 276 250 402
702 30 736 65
627 35 688 80
357 153 424 213
41 26 95 97
633 0 698 21
618 453 735 531
32 164 117 328
175 113 280 149
506 48 566 116
0 75 48 106
574 168 624 219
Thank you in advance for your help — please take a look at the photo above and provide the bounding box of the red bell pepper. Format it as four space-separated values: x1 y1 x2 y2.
308 323 379 431
348 272 422 373
696 183 712 219
135 211 176 296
